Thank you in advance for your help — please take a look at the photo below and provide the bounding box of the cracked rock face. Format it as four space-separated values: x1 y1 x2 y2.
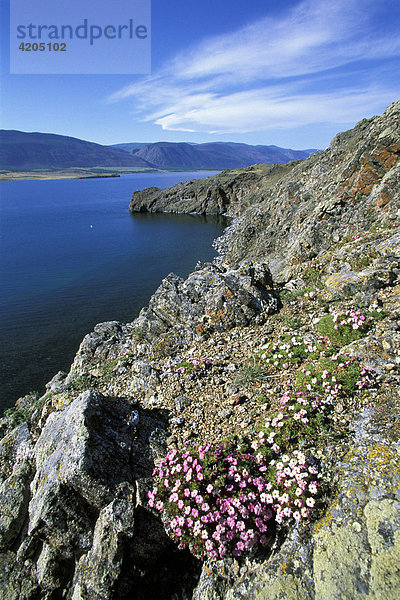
0 391 197 599
216 100 400 279
135 261 278 348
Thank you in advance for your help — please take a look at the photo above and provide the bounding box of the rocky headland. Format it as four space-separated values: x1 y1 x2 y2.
1 100 400 599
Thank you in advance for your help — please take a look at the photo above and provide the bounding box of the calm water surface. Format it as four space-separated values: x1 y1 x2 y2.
0 172 225 412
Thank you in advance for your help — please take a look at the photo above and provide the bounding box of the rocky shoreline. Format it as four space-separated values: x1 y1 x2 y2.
1 100 399 599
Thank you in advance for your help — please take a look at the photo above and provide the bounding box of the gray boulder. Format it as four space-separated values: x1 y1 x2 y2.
0 390 190 599
136 261 278 350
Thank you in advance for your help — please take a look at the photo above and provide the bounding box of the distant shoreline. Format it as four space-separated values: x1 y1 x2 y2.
0 167 219 181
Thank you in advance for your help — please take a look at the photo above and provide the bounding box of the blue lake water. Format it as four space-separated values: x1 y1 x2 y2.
0 172 225 413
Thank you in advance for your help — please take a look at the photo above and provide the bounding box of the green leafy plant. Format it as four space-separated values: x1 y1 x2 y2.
258 333 334 371
302 263 323 284
235 359 268 386
133 326 144 341
70 374 94 392
317 308 372 347
254 390 327 454
4 391 43 425
295 355 373 398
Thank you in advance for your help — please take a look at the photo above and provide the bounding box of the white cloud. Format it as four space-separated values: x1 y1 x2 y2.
109 0 400 134
153 87 395 133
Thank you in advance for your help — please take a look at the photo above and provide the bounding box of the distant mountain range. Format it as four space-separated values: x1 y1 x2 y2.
110 141 319 170
0 131 150 170
0 130 319 171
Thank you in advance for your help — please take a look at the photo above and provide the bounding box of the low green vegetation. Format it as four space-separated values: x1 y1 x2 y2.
317 307 384 347
258 333 334 370
235 360 269 386
296 356 372 399
4 391 44 426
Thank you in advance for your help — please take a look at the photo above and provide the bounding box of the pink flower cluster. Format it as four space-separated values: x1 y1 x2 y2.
297 355 373 398
253 391 322 455
162 356 212 376
355 363 373 390
260 334 332 369
148 437 319 561
331 309 366 331
269 450 319 523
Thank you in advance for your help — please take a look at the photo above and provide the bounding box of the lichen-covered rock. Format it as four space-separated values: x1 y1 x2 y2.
323 261 399 296
312 442 400 600
135 261 278 349
0 423 34 550
0 463 32 551
192 411 400 600
71 488 136 599
0 552 40 600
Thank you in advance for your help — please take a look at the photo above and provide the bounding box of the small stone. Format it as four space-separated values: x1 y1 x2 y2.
227 394 248 406
352 521 362 533
170 416 185 426
219 409 233 418
175 396 191 413
127 410 139 426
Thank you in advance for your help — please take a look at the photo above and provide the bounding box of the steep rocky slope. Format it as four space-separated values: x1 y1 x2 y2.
129 162 300 216
131 101 399 280
1 101 399 600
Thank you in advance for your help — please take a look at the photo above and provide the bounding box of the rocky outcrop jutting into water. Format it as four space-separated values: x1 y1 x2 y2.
1 100 400 599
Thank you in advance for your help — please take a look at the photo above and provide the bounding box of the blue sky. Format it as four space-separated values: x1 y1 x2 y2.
1 0 399 148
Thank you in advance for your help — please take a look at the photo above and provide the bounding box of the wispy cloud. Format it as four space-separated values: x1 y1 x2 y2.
109 0 400 134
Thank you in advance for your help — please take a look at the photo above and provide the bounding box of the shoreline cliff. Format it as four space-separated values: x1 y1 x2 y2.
1 100 399 600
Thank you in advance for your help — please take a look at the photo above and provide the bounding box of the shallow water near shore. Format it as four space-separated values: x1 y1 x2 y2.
0 171 225 413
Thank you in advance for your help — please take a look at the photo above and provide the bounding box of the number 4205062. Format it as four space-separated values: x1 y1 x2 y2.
19 42 67 51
